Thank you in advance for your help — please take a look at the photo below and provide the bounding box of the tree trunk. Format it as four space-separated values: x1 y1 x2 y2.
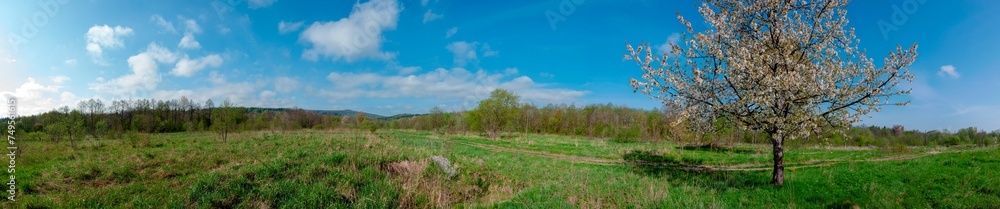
771 134 785 185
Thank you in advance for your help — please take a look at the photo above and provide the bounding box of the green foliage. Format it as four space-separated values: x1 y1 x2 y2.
212 100 245 141
612 127 642 143
124 131 151 148
944 135 962 147
852 127 876 146
463 109 482 133
471 89 521 138
12 96 998 149
24 132 48 141
426 106 449 133
95 120 110 138
367 122 378 133
44 121 67 142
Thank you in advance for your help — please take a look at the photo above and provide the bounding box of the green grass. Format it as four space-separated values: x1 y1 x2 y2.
7 129 999 208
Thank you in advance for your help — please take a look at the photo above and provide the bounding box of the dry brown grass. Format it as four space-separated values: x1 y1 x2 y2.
384 160 428 179
382 156 520 208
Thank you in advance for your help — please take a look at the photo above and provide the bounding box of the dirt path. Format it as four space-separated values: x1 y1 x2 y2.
442 137 995 172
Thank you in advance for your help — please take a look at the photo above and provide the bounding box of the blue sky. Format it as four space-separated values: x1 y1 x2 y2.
1 0 999 131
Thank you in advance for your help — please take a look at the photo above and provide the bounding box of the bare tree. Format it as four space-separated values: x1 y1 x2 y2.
626 0 917 185
892 125 905 137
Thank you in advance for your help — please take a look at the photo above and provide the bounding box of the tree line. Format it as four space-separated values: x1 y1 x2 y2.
3 91 998 148
7 96 411 143
396 89 1000 148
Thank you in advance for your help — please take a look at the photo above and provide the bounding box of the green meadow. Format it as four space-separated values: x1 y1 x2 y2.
7 129 998 208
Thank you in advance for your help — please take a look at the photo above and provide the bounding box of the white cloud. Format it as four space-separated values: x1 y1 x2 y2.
178 33 201 49
86 25 134 65
937 65 959 79
446 27 458 38
656 33 681 56
59 92 77 104
248 0 278 9
115 53 160 92
445 41 499 67
274 76 300 93
152 75 279 108
482 43 498 57
446 41 477 67
150 15 177 33
208 71 227 85
177 18 203 49
2 78 57 105
260 90 277 100
278 21 305 34
423 9 443 23
504 67 518 75
1 78 78 115
3 78 58 97
171 54 223 77
400 66 421 74
65 59 78 65
145 43 180 63
51 75 70 84
299 0 400 62
184 19 202 34
540 72 554 78
90 43 178 94
318 67 588 105
496 76 588 105
218 26 231 35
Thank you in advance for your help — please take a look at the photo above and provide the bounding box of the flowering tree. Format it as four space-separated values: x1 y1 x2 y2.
626 0 917 185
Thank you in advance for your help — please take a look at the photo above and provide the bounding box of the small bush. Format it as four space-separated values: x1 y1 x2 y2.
611 127 641 143
944 135 962 147
124 131 151 148
24 132 48 141
368 123 378 134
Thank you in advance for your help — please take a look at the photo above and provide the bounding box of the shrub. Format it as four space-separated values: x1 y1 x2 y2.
943 135 962 147
24 132 48 141
125 131 151 148
854 132 875 146
368 123 378 134
611 127 641 143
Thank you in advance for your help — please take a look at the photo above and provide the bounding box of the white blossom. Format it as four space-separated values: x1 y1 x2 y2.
626 0 917 143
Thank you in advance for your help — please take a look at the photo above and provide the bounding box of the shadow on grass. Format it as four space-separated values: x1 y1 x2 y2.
680 143 756 154
622 150 769 190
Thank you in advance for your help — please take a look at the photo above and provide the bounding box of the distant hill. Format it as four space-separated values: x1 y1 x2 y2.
243 107 422 120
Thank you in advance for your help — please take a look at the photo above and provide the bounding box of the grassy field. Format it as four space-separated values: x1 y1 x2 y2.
7 129 999 208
